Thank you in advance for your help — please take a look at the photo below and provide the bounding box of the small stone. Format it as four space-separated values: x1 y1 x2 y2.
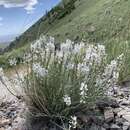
102 123 110 129
110 124 121 130
116 117 125 127
0 118 11 127
104 107 114 123
113 108 122 114
123 115 130 123
123 122 130 130
118 91 125 97
120 99 130 106
117 109 129 117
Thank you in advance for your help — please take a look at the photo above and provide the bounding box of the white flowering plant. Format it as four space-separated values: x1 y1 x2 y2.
0 35 123 129
21 35 123 128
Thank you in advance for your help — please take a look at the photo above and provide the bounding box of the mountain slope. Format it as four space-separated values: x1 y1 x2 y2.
6 0 130 51
1 0 130 81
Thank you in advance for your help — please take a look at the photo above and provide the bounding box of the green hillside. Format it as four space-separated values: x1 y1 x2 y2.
1 0 130 80
6 0 130 49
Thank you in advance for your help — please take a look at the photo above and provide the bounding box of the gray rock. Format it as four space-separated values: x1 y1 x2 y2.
123 122 130 130
120 99 130 106
110 124 121 130
123 115 130 123
116 117 126 127
96 98 119 110
104 107 114 123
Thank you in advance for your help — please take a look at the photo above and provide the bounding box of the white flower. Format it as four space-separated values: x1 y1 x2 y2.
85 45 95 60
39 35 47 43
56 51 63 58
67 63 74 70
80 82 88 92
63 95 71 106
80 82 88 99
104 60 117 79
23 53 32 63
32 63 48 77
113 71 119 80
31 39 43 53
80 82 88 103
125 40 128 44
73 42 85 54
61 40 73 53
84 44 105 64
46 42 55 52
69 116 77 129
101 58 121 95
44 36 55 52
78 63 89 75
9 58 17 66
117 53 124 61
97 44 105 56
49 36 55 43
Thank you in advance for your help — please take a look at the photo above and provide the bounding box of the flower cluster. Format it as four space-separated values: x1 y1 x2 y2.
22 35 123 104
63 95 71 106
32 63 48 77
84 44 106 65
69 116 77 129
9 58 17 66
80 82 88 103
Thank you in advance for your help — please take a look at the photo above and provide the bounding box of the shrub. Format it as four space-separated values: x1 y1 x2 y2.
0 35 123 129
22 35 123 128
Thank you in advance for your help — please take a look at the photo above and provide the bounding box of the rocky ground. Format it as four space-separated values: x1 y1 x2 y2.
76 83 130 130
0 99 26 130
0 73 26 130
1 79 130 129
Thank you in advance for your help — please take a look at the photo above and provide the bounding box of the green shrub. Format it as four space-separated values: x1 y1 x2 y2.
0 35 124 129
21 35 123 128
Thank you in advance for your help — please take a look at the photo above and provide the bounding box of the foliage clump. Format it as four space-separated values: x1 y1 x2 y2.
0 35 123 129
22 35 122 128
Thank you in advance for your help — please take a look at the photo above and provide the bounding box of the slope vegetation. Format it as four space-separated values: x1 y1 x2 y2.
7 0 130 49
1 0 130 80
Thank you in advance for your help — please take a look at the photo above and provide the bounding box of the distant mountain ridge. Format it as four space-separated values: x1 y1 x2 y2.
0 34 19 43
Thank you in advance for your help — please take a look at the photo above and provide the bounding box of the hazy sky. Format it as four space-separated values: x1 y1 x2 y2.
0 0 61 41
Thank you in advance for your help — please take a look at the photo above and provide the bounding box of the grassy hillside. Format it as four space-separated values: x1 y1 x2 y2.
1 0 130 80
6 0 130 48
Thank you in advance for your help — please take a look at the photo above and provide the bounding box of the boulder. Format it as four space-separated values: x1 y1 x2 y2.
120 99 130 106
96 98 119 111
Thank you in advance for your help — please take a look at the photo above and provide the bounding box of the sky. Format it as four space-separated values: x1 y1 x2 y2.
0 0 61 42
